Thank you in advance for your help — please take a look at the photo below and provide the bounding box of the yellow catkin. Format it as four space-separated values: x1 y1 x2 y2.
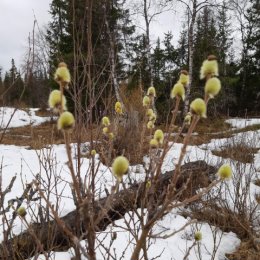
200 55 219 79
217 164 232 179
54 62 71 88
190 98 207 118
112 156 129 180
48 90 67 112
90 150 96 156
57 111 75 130
143 96 150 107
205 77 221 98
147 121 155 129
179 70 189 85
147 86 156 97
115 101 123 114
150 138 159 148
154 129 164 144
184 113 192 125
17 207 27 217
108 133 114 140
102 116 110 126
103 127 109 134
194 231 202 241
171 82 185 100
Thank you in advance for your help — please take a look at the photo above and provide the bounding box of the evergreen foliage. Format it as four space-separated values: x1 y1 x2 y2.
2 59 25 105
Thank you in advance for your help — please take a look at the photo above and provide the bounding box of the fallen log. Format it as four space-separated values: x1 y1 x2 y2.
0 160 216 260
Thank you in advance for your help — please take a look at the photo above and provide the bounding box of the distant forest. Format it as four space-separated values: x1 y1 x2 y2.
0 0 259 117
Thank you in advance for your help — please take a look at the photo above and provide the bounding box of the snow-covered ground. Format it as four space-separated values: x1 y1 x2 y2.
0 107 53 129
0 108 260 260
226 118 260 129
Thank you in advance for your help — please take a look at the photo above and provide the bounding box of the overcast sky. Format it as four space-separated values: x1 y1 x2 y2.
0 0 242 76
0 0 51 73
0 0 185 75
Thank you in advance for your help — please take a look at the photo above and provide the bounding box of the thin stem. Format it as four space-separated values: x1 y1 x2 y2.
131 226 150 260
171 115 200 187
64 131 82 203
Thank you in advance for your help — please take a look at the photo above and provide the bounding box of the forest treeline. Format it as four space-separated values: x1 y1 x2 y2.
0 0 259 118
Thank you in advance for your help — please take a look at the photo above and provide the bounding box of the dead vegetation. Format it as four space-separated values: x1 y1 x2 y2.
226 241 260 260
212 144 259 163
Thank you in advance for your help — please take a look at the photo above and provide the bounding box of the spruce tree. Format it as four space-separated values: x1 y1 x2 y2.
176 26 188 69
215 1 236 114
47 0 135 117
3 59 25 105
193 7 218 95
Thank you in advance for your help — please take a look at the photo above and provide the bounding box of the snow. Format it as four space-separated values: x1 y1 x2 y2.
1 112 260 260
0 107 53 129
94 210 240 260
29 212 241 260
226 118 260 129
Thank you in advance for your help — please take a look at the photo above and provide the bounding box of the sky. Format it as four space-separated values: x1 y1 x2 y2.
0 0 241 75
0 0 184 75
0 0 52 73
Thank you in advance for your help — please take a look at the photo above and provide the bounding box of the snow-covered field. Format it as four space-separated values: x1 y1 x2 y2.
226 118 260 129
0 107 53 129
0 107 259 260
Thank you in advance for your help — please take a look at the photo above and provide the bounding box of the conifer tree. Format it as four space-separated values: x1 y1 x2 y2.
3 59 25 105
47 0 135 117
230 0 260 112
215 1 236 114
193 7 218 95
176 25 189 69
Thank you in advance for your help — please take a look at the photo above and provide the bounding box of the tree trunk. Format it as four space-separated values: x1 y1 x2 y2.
144 0 153 87
104 3 122 104
184 0 197 115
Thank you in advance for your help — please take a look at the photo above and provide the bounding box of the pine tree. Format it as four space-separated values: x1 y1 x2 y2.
215 1 236 114
152 38 165 84
193 7 218 95
3 59 25 105
231 0 260 112
176 26 188 69
47 0 135 116
46 0 71 68
242 0 260 111
216 1 233 76
163 32 178 72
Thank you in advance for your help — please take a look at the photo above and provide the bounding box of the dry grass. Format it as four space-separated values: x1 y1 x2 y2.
0 121 62 148
34 108 53 117
195 117 231 134
226 241 260 260
254 179 260 187
158 117 233 146
255 194 260 204
212 144 259 164
181 118 260 146
0 120 101 150
1 114 259 165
